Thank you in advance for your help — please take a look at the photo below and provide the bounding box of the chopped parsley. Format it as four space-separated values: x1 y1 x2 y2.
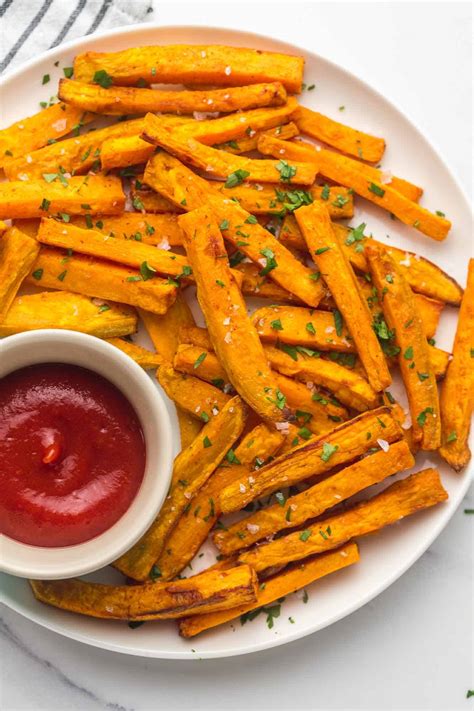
93 69 113 88
193 352 207 369
299 529 312 542
333 310 343 336
306 322 316 335
63 67 73 78
270 318 283 331
225 169 250 188
149 565 162 581
259 247 277 276
276 159 297 182
203 436 212 448
416 407 434 427
320 184 330 201
139 261 156 281
31 268 43 281
321 442 338 462
368 182 385 197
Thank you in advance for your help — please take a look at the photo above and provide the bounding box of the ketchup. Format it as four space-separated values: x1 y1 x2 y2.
0 364 146 547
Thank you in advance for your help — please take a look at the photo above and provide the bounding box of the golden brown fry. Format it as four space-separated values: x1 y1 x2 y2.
0 227 40 321
142 112 316 185
179 325 213 351
179 207 290 423
30 565 258 620
366 245 441 450
140 292 195 362
219 407 402 513
59 78 287 115
157 365 231 421
26 248 177 315
37 219 191 279
216 122 299 155
358 277 443 341
293 106 385 162
280 217 462 305
295 202 392 391
237 262 303 303
131 182 182 214
114 396 247 580
176 409 203 449
144 152 326 307
74 45 305 93
258 135 451 241
275 372 348 435
265 344 379 411
70 212 185 247
179 543 359 637
156 424 285 580
428 345 450 381
105 338 162 369
253 305 355 352
238 468 448 572
174 99 297 145
0 176 125 219
101 135 156 170
0 291 137 338
4 118 144 180
0 103 94 167
206 181 353 218
215 440 415 554
439 259 474 470
174 344 229 386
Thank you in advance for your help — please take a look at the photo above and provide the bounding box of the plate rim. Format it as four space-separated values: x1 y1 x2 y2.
1 22 472 660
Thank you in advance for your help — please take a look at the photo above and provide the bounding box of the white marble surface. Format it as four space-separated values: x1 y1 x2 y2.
1 2 473 710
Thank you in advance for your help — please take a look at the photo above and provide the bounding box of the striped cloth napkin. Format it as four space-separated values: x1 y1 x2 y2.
0 0 151 74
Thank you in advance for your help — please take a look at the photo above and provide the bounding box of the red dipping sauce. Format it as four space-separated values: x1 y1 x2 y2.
0 364 146 547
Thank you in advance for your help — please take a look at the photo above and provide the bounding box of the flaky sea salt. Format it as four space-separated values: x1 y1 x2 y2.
275 422 290 434
224 66 232 75
377 438 390 452
239 483 247 493
247 523 260 534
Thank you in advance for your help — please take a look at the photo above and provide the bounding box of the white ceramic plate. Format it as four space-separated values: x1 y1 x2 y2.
0 24 472 660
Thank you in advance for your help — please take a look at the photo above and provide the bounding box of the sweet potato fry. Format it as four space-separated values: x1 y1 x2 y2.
74 45 305 93
296 202 391 391
258 135 451 240
100 135 156 170
262 137 422 202
0 176 125 219
366 245 441 449
439 259 474 470
274 372 348 435
179 325 213 351
114 396 247 580
179 543 359 637
216 122 299 155
0 291 137 338
176 409 203 449
70 212 185 247
264 345 379 411
59 78 287 115
157 365 231 420
206 181 353 219
215 440 414 554
174 99 298 145
144 152 326 307
428 345 450 381
293 106 385 163
174 344 229 387
0 227 40 321
236 262 302 303
358 277 443 341
238 468 448 572
253 305 354 352
140 292 195 362
0 103 94 166
26 248 177 315
179 207 291 423
142 113 316 185
219 407 402 513
105 338 162 369
37 219 191 279
30 565 258 620
4 118 144 180
156 424 285 580
281 217 462 305
130 181 182 214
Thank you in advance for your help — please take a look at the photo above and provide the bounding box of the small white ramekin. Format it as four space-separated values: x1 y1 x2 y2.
0 329 174 580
